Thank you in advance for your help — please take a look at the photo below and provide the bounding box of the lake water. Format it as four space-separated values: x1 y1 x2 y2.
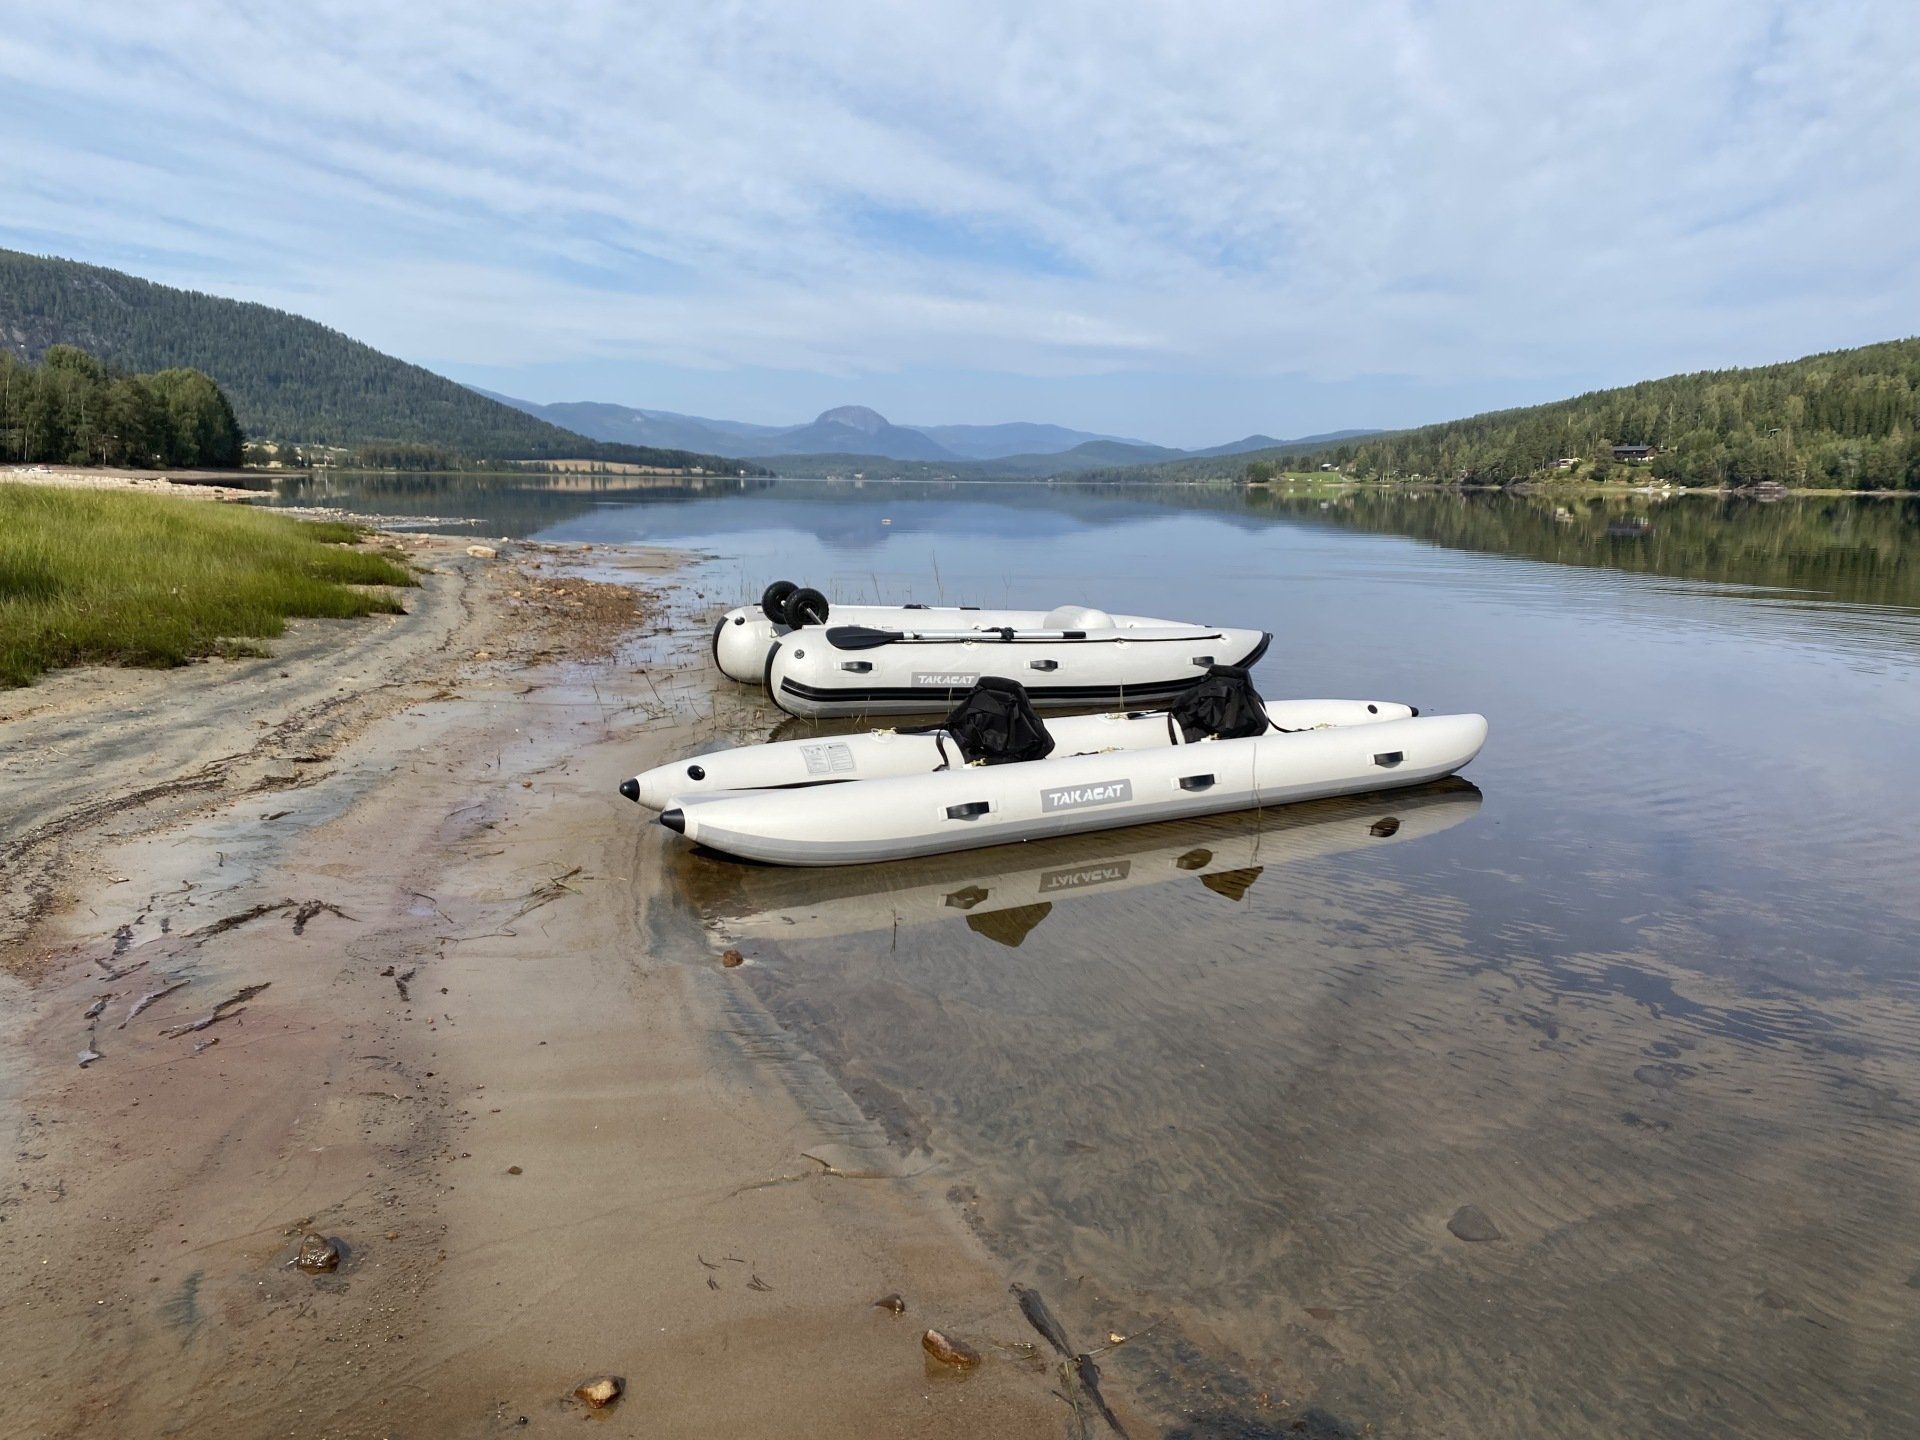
277 475 1920 1438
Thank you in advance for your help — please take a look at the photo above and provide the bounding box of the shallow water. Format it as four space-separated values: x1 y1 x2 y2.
278 475 1920 1437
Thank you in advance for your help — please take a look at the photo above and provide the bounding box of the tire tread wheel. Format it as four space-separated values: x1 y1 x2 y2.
783 586 830 628
760 580 799 622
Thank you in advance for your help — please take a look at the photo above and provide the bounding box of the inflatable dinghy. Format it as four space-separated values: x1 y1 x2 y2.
622 673 1416 809
712 580 1217 686
646 675 1487 866
765 618 1269 720
693 781 1482 946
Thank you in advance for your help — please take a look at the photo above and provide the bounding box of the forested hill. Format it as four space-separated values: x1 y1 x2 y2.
1250 340 1920 489
0 250 755 471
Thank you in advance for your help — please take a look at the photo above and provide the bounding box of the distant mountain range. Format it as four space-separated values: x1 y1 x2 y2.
0 249 1373 480
0 250 756 471
480 389 1379 473
1185 429 1379 458
476 391 1163 462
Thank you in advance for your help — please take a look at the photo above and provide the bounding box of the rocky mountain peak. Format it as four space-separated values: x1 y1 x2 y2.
814 404 888 433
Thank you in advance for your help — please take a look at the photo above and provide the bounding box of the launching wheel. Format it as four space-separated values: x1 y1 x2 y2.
783 587 831 627
760 580 799 622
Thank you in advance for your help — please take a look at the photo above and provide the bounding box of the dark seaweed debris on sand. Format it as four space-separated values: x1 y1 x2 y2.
160 983 270 1038
1012 1283 1130 1437
190 898 355 941
1167 1408 1362 1440
1014 1282 1076 1357
292 899 353 935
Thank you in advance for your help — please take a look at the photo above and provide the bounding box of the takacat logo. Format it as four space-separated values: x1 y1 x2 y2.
1041 779 1133 812
1039 860 1132 892
913 672 978 687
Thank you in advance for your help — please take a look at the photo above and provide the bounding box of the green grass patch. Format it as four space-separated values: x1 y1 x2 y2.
0 485 415 687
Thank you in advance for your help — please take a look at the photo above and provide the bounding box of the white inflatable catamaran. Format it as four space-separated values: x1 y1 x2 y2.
632 669 1488 866
623 679 1415 809
712 581 1268 718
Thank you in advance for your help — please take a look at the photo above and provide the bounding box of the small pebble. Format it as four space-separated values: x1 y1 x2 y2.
1447 1205 1504 1243
922 1328 981 1368
294 1233 341 1273
573 1375 623 1408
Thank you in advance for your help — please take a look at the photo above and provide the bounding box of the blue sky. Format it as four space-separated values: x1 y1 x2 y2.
2 1 1916 447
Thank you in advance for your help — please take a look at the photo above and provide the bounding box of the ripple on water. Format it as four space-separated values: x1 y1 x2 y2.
678 781 1920 1438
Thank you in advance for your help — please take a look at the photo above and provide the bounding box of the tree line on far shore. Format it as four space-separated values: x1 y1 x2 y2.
0 345 245 468
1238 339 1920 490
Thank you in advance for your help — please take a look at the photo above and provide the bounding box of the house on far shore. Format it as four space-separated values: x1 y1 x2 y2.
1611 443 1657 462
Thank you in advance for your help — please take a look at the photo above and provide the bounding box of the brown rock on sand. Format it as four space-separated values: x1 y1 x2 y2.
923 1329 981 1368
1447 1204 1504 1242
294 1233 341 1273
574 1375 624 1408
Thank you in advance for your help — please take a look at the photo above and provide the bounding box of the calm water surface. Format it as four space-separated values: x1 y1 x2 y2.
281 476 1920 1438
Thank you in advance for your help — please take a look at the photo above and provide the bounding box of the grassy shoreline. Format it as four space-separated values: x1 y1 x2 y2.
0 482 414 687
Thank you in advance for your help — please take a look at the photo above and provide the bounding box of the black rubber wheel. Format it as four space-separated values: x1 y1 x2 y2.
760 580 799 622
783 586 830 627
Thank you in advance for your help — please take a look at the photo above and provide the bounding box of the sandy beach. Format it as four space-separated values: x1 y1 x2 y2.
0 464 270 502
0 531 1089 1438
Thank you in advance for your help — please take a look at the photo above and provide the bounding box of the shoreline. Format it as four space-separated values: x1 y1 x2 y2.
0 530 1080 1436
1 464 267 502
8 461 1912 505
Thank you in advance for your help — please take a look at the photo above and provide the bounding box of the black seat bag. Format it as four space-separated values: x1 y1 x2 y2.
935 676 1056 765
1169 664 1272 742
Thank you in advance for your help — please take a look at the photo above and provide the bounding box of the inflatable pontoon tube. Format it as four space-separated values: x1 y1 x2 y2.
658 712 1487 866
622 696 1416 809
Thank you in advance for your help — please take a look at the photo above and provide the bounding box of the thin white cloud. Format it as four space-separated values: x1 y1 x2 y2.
1 0 1915 411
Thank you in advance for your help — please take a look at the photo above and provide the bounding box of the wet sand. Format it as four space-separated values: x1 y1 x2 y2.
0 536 1082 1437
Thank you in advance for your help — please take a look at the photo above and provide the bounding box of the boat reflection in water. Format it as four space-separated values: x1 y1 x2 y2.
686 778 1481 948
